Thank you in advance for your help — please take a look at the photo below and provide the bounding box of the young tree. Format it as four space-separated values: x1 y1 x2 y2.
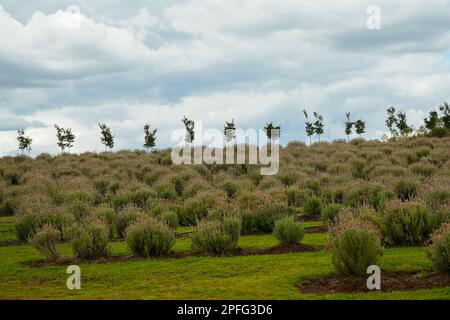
54 125 76 153
65 128 75 153
396 110 412 137
55 125 65 153
99 123 114 151
424 110 440 132
386 106 398 137
440 102 450 130
354 119 366 138
345 112 353 142
263 122 281 144
313 112 324 142
17 129 32 155
143 123 157 151
303 110 315 146
182 116 195 143
224 119 236 143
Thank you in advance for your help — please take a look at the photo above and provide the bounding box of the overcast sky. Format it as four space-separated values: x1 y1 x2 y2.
0 0 449 155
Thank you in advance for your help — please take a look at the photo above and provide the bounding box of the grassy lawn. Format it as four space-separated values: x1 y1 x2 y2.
0 217 16 241
0 230 448 300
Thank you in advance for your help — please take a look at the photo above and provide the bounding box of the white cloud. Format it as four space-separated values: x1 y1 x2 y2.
0 1 449 156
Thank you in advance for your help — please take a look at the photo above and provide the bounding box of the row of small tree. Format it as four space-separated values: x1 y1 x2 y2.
15 103 450 154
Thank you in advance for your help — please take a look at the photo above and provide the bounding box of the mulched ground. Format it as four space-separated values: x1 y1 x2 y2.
298 272 450 294
27 243 322 267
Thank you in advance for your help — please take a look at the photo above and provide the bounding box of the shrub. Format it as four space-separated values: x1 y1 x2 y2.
279 174 297 187
0 199 18 216
94 179 109 197
241 204 289 234
160 211 179 229
70 201 92 219
303 197 322 216
116 208 142 238
191 218 241 254
248 172 263 186
15 212 74 241
394 180 418 201
428 223 450 273
321 204 343 222
411 163 435 177
126 217 175 257
345 184 389 211
222 182 238 199
313 161 328 173
331 228 384 276
72 222 110 260
382 204 435 246
92 207 117 239
285 188 308 207
4 171 24 185
30 225 61 262
425 190 450 211
351 160 368 179
180 200 208 226
273 217 305 244
329 211 384 276
171 176 186 196
112 193 130 210
130 189 153 208
155 184 177 200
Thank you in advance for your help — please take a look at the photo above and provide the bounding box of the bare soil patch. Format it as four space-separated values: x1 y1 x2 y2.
0 240 26 247
305 225 326 233
298 272 450 294
27 243 322 267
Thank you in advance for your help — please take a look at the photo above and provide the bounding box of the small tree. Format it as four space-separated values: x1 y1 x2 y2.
440 102 450 130
263 122 280 144
65 128 75 153
386 106 398 137
313 112 324 142
303 110 315 146
354 119 366 138
17 129 32 155
224 119 236 143
182 116 195 143
396 110 412 137
99 123 114 151
54 125 76 153
344 112 353 143
55 125 66 153
424 110 440 132
143 123 157 151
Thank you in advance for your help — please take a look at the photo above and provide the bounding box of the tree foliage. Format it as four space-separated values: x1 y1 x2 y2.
99 123 114 150
182 116 195 143
54 125 75 153
17 129 32 154
143 123 157 151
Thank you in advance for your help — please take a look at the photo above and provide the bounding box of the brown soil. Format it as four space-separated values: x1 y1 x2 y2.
298 272 450 294
237 243 321 256
0 239 27 247
27 243 322 268
175 231 193 238
305 225 326 233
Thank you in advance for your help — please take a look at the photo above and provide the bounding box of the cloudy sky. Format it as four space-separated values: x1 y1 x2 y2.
0 0 449 155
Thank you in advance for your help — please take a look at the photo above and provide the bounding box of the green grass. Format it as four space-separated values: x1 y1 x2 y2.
0 216 17 241
0 230 448 299
302 221 324 228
